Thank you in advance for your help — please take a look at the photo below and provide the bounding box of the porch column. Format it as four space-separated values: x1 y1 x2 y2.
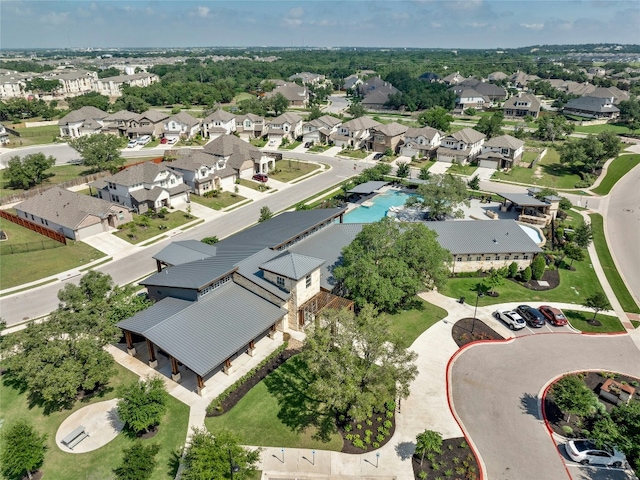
339 213 344 224
268 324 277 339
170 356 181 382
124 330 136 356
156 259 163 272
223 358 233 376
196 375 205 396
247 340 256 357
147 339 157 368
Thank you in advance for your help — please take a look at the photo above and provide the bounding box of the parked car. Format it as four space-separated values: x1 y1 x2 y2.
160 137 168 144
252 173 268 183
304 142 313 148
493 310 526 330
373 153 384 160
565 440 627 467
167 137 177 144
127 139 138 148
516 305 546 328
538 305 568 326
137 135 151 146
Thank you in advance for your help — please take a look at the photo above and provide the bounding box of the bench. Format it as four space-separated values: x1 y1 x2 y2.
62 426 89 450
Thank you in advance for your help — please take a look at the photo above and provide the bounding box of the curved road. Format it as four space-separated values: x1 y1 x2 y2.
451 333 640 480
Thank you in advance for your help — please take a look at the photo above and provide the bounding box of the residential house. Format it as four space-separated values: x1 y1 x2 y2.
369 122 408 154
267 112 303 144
234 113 266 139
453 79 508 102
357 77 400 109
288 72 326 85
103 110 141 137
89 162 190 214
129 110 169 139
343 74 362 91
419 72 440 83
400 126 443 158
164 112 201 141
477 134 525 170
58 106 109 138
265 83 309 107
452 88 491 111
96 73 159 97
301 115 342 145
563 96 620 120
503 93 541 119
331 117 381 149
487 71 508 82
584 86 630 104
509 71 539 88
436 127 485 164
547 80 595 96
202 109 237 139
441 71 465 85
0 124 10 145
14 186 132 240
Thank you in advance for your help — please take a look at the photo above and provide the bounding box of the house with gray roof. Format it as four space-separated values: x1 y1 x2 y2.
452 88 491 112
563 96 620 120
437 127 486 164
14 186 132 240
58 106 109 138
441 71 465 85
369 122 408 154
331 116 382 149
477 134 525 170
288 72 326 85
163 111 201 141
103 109 141 137
264 83 309 107
454 79 507 102
343 74 363 91
401 127 444 158
302 115 342 145
266 112 303 143
90 161 189 213
128 110 169 139
503 92 541 119
202 109 236 139
234 113 266 139
584 86 630 104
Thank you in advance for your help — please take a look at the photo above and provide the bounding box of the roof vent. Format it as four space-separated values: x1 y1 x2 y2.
493 238 497 243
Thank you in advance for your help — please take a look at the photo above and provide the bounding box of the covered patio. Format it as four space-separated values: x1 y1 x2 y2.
496 192 558 226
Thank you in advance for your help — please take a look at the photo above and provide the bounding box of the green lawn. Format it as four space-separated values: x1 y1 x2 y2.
441 259 605 308
279 141 302 150
2 124 60 148
307 144 331 153
0 363 189 480
144 138 161 148
564 310 625 333
114 211 195 244
238 178 271 191
233 92 254 103
269 160 320 182
205 355 343 451
447 163 478 176
190 191 248 210
589 213 640 314
386 298 448 348
338 149 368 159
521 150 539 165
572 123 632 135
250 138 267 147
591 154 640 196
0 164 91 199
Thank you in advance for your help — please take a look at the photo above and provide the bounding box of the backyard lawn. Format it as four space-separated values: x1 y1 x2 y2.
269 159 320 182
564 310 625 333
190 191 248 210
114 211 195 244
2 124 60 148
386 298 448 348
0 362 189 480
591 154 640 196
571 123 632 135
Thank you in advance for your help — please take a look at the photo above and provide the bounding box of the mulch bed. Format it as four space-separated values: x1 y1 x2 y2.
412 437 479 480
22 471 44 480
544 371 640 438
452 318 504 348
511 269 560 291
338 404 396 454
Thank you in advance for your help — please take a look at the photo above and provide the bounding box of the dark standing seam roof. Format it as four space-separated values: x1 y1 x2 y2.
118 282 287 377
117 297 193 333
498 192 549 207
347 181 389 195
259 252 325 281
154 240 218 266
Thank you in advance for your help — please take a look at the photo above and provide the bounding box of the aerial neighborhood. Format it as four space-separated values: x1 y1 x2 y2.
1 22 640 480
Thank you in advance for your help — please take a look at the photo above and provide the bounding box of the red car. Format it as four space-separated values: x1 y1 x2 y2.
539 305 568 326
160 137 168 144
252 173 268 183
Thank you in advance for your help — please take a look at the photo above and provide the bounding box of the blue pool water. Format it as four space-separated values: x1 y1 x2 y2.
343 191 416 223
519 224 544 243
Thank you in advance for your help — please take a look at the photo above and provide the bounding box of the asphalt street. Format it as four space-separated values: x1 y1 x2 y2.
450 333 640 480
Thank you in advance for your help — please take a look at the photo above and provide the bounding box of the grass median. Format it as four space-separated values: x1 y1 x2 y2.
591 154 640 196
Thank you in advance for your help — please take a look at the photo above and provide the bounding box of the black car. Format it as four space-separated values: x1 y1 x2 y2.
373 153 384 160
516 305 546 328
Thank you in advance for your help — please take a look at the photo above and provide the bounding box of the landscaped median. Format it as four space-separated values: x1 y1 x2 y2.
591 154 640 196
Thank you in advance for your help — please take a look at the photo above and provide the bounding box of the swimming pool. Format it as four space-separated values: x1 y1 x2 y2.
343 191 416 223
518 224 544 244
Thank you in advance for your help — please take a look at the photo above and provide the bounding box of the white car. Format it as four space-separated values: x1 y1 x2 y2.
494 310 526 330
137 135 151 145
167 137 177 144
565 440 627 468
127 139 138 148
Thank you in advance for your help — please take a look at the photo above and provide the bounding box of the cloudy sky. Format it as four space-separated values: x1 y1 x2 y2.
1 0 639 50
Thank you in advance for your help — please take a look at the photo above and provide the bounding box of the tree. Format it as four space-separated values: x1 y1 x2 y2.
521 266 532 283
408 173 470 220
475 112 504 139
583 292 611 321
508 261 519 278
530 254 546 281
618 97 640 132
485 268 505 295
418 106 453 132
396 162 410 178
258 206 273 223
0 419 47 480
347 102 367 118
610 399 640 464
117 377 168 434
67 92 110 112
574 221 593 248
5 153 56 189
559 140 588 170
596 131 622 160
268 93 289 116
69 133 125 173
201 236 219 245
415 430 443 465
25 77 61 95
552 375 598 422
303 305 418 421
418 165 431 181
114 442 160 480
559 196 572 210
333 218 450 312
590 416 623 452
112 94 151 114
467 174 480 190
535 115 574 142
563 242 585 268
306 105 322 121
182 428 261 480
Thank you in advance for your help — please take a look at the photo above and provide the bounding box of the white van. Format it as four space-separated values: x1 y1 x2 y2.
137 135 151 146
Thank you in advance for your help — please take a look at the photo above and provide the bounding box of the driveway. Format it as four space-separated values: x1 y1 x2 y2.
450 333 640 480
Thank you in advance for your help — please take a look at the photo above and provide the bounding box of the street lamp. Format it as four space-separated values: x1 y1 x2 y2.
472 283 486 334
228 448 240 479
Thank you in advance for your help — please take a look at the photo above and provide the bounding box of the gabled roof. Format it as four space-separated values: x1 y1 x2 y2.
266 85 307 102
405 126 442 141
139 110 169 123
484 134 525 150
104 110 140 122
168 151 218 171
372 122 408 137
454 88 490 102
107 162 180 187
168 111 200 127
316 115 342 128
564 96 620 113
234 113 263 123
269 112 303 125
361 90 396 106
341 116 381 131
503 93 541 111
203 109 236 123
259 252 325 281
584 86 630 104
58 106 108 125
448 127 485 144
203 134 262 160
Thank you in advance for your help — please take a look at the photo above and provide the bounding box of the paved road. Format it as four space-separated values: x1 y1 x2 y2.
0 153 356 325
450 333 640 480
604 161 640 305
324 94 349 114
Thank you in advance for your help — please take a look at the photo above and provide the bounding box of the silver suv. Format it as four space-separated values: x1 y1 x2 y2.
494 310 526 330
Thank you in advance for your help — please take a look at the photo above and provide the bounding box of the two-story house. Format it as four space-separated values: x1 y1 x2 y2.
164 112 201 142
563 96 620 120
267 112 303 144
129 110 169 139
288 72 326 85
452 79 508 102
436 127 486 164
89 162 190 214
441 71 465 85
331 117 381 149
301 115 342 145
503 93 541 119
452 88 491 111
202 110 237 139
103 110 141 137
265 84 309 107
234 113 266 139
369 122 408 154
477 134 525 170
58 106 109 138
400 127 444 158
95 73 159 97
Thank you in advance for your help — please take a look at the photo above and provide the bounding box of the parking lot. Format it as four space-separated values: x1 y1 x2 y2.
484 304 581 339
555 440 637 480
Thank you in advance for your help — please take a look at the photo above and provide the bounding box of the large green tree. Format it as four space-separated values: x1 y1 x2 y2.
475 112 504 139
69 133 125 173
267 92 290 116
334 218 450 312
67 92 110 112
117 377 168 434
0 419 47 480
535 115 574 142
418 106 453 132
552 375 598 422
182 428 261 480
5 153 56 189
303 305 418 421
407 173 470 220
583 292 611 321
25 77 61 95
113 442 160 480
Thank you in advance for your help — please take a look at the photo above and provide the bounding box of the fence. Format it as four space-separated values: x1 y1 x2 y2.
529 148 548 169
0 172 111 206
0 210 67 244
0 239 64 255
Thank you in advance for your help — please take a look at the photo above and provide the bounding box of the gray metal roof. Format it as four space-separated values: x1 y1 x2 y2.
347 181 389 195
234 248 291 300
118 282 287 377
425 220 542 255
154 240 218 266
260 252 325 281
498 192 549 207
117 296 192 333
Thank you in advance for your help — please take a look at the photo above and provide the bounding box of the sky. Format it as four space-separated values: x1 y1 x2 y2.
1 0 639 50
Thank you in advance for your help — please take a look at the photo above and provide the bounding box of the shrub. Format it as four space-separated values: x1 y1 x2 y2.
508 261 518 278
376 434 385 442
373 441 380 449
531 254 546 280
386 410 394 418
562 425 574 435
344 424 352 432
521 266 532 283
352 438 365 449
365 429 373 437
419 471 428 479
366 419 373 426
383 420 392 429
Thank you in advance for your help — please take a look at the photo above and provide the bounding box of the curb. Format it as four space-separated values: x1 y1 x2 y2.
540 379 574 479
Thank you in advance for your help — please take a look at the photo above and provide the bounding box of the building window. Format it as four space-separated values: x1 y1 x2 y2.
523 255 529 260
457 257 462 262
467 256 472 261
306 275 312 288
277 276 285 288
495 256 500 261
504 255 510 260
476 256 481 261
514 255 520 260
485 256 491 261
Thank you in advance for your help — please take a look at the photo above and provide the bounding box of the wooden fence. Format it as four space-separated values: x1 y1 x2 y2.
0 210 67 244
0 172 110 206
